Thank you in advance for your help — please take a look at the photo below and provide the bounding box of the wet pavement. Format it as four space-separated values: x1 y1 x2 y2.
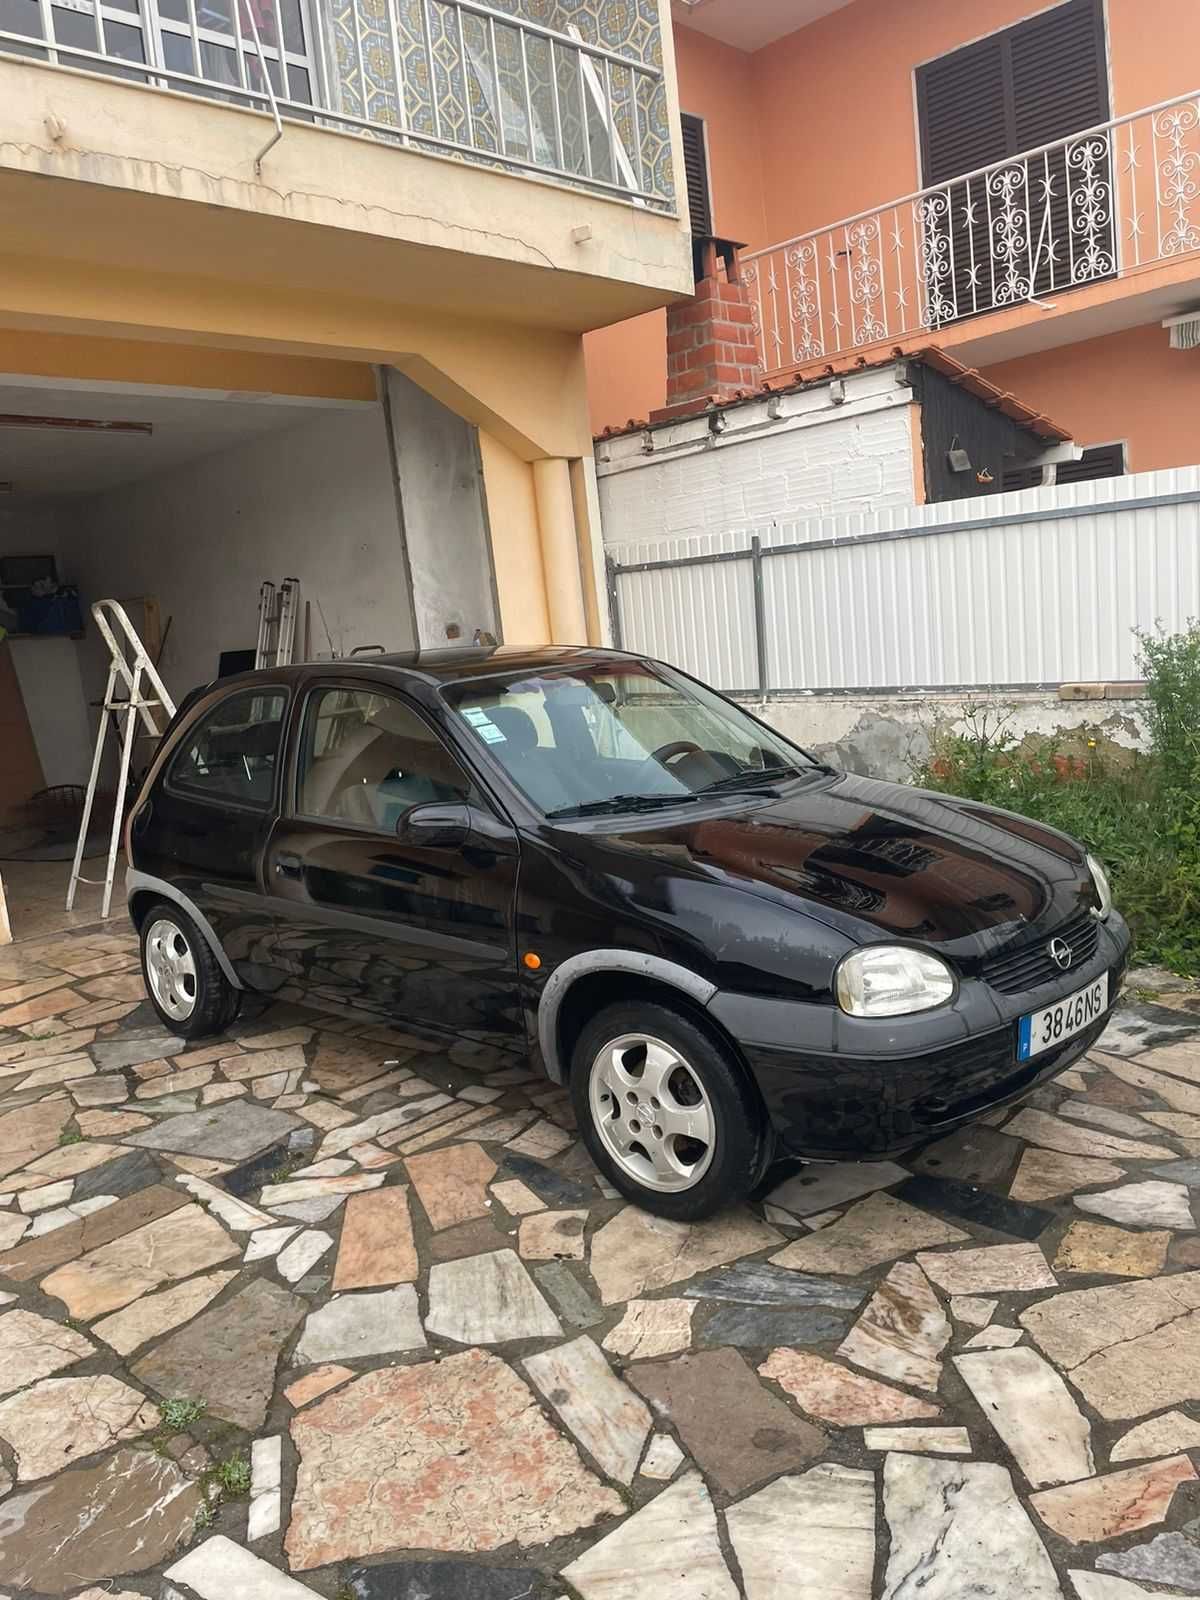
2 923 1200 1597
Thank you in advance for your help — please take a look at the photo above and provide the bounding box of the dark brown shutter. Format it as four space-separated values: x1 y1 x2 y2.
918 35 1010 188
1008 0 1109 152
917 0 1109 185
1003 442 1126 492
915 0 1111 321
680 113 712 238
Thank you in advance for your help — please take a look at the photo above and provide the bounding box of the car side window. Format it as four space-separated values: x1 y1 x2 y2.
168 688 287 809
297 687 472 831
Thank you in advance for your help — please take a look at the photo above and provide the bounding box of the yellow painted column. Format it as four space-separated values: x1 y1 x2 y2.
533 457 588 645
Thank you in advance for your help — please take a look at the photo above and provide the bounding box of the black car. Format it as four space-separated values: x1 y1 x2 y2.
126 646 1130 1220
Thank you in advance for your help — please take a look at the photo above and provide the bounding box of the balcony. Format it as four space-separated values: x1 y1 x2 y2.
0 0 674 210
743 91 1200 375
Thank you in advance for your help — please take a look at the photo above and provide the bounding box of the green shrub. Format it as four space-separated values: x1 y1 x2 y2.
1138 621 1200 785
912 625 1200 977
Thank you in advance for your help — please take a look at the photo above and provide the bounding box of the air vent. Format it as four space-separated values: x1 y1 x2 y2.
1165 310 1200 350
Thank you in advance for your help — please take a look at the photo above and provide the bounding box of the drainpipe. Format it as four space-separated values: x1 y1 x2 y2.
533 458 588 646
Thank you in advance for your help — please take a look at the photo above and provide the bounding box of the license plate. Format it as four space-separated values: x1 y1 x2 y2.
1018 972 1109 1061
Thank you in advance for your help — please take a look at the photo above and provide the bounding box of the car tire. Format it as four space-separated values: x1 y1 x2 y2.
570 999 769 1222
139 901 241 1039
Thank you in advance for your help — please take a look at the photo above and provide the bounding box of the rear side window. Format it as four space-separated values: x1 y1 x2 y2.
168 688 287 809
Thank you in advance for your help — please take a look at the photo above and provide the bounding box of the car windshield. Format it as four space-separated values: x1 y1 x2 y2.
442 660 821 818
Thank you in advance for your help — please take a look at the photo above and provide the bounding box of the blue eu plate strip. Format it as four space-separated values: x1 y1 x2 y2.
1017 1014 1033 1062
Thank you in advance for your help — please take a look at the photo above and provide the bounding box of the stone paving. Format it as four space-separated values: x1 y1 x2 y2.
4 929 1200 1596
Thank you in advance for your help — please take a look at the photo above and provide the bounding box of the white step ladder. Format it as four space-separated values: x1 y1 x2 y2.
67 599 178 919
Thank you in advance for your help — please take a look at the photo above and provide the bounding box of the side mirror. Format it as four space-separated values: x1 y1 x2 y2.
396 802 471 849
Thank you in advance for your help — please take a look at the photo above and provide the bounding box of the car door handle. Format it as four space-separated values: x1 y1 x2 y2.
274 854 303 879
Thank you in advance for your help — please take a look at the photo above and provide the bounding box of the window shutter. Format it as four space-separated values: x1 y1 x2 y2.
1003 442 1126 492
915 0 1112 320
680 113 712 238
918 36 1010 188
917 0 1109 186
1009 0 1109 152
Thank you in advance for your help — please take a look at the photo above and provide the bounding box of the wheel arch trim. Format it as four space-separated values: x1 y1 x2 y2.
126 869 245 991
537 950 717 1083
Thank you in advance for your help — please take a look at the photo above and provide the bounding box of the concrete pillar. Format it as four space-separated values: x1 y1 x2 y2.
533 457 588 645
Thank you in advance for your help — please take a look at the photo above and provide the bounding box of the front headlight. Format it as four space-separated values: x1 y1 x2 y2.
836 946 956 1017
1087 852 1112 920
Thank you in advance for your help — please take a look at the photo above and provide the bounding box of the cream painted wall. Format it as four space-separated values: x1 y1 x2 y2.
480 432 551 647
0 53 691 326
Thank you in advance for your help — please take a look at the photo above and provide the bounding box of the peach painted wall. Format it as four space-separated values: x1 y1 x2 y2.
586 0 1200 436
753 0 1199 246
984 322 1197 474
586 26 767 434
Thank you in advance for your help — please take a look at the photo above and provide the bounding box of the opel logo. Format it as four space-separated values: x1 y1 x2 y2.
1048 937 1074 970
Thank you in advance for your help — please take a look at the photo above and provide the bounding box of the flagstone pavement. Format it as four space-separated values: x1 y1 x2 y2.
3 926 1200 1597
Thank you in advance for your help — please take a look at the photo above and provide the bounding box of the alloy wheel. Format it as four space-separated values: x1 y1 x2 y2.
144 917 199 1021
588 1031 716 1193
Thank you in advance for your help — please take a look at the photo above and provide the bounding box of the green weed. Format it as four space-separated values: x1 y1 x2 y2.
158 1397 208 1433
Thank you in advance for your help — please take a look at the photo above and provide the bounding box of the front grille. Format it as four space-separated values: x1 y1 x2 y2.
979 907 1101 995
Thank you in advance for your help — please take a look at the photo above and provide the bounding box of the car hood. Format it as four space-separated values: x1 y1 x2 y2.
575 770 1094 956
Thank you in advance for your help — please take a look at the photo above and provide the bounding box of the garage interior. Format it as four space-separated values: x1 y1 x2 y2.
0 372 429 942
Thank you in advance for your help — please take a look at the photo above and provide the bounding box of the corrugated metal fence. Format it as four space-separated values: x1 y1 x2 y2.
604 467 1200 694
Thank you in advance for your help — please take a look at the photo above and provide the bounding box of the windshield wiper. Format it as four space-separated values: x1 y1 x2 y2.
546 793 702 821
698 763 804 794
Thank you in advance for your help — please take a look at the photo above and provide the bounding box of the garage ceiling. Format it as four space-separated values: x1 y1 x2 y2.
672 0 854 52
0 381 361 499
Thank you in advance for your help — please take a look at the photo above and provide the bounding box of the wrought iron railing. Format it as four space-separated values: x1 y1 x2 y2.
0 0 673 208
743 92 1200 374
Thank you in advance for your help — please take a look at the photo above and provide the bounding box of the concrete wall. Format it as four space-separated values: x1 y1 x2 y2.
58 405 414 717
758 690 1151 784
384 370 495 650
596 369 918 547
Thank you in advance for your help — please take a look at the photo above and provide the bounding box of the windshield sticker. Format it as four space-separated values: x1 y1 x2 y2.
461 707 490 726
477 724 506 744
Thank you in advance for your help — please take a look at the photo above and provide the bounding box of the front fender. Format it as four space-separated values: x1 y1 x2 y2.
536 949 717 1082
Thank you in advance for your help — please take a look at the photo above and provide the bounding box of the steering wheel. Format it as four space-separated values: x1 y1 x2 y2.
651 740 704 767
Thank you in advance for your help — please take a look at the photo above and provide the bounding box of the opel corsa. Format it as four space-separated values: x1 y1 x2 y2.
126 647 1130 1220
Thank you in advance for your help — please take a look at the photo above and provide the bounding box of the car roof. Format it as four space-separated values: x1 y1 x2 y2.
210 645 643 692
374 645 637 684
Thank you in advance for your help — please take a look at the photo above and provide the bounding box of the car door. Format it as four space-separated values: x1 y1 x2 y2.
262 679 522 1042
141 682 291 984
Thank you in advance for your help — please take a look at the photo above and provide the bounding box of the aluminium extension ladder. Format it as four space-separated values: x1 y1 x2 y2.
255 577 300 668
66 599 178 920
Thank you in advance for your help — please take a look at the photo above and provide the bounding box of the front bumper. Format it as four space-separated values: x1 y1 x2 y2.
708 912 1131 1159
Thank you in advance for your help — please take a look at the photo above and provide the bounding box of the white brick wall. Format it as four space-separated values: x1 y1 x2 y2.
596 368 918 551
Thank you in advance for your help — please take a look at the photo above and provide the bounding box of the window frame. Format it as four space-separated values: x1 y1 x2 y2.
163 682 292 815
288 679 481 839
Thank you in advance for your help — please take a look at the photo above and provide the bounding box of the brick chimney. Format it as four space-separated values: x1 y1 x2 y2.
653 237 763 423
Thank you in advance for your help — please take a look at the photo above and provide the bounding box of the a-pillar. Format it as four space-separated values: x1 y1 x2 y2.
533 457 588 645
